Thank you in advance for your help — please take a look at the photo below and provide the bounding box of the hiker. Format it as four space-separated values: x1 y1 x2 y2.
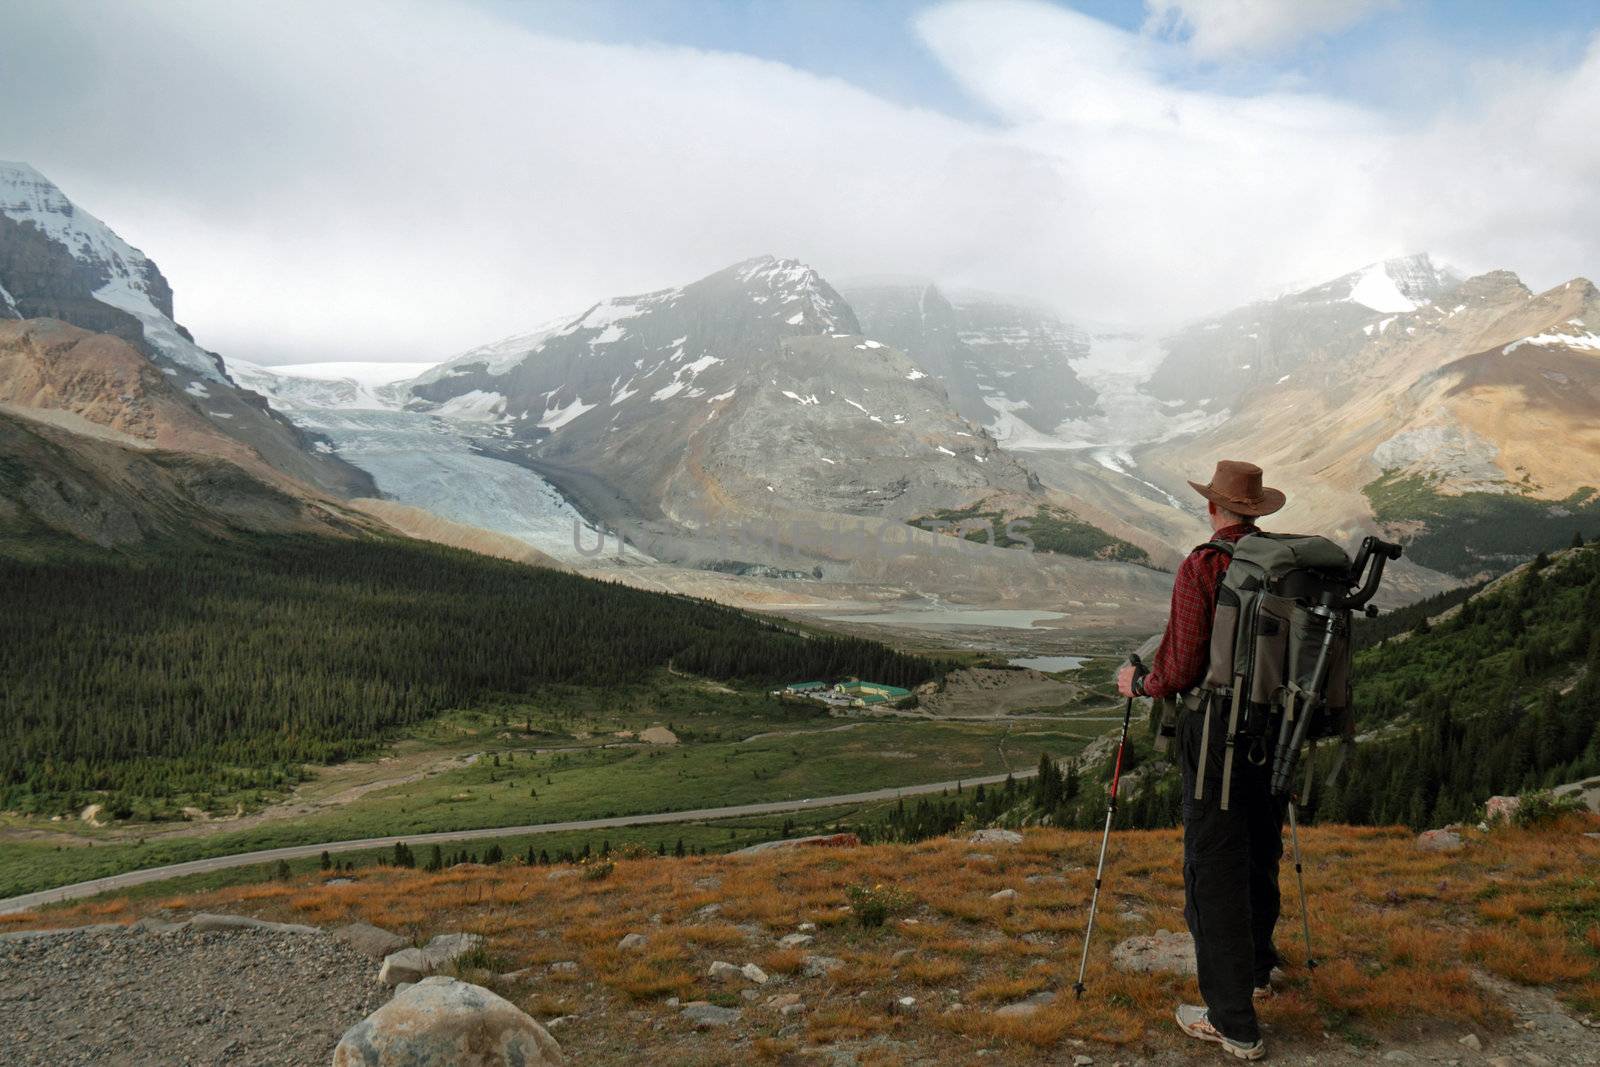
1116 459 1286 1062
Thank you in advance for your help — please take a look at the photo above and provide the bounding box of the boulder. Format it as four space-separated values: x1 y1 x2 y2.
333 922 410 960
1484 795 1521 824
189 913 320 935
968 829 1023 846
778 933 814 948
618 932 648 951
422 932 485 970
1416 829 1465 853
731 832 861 855
681 1002 741 1028
380 948 431 987
989 888 1018 902
1111 930 1197 976
740 963 769 985
708 960 744 982
332 976 566 1066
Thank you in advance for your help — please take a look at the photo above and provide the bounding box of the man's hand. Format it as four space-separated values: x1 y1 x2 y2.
1116 663 1140 698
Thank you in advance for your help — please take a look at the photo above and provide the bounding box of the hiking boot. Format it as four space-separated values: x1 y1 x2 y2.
1175 1004 1266 1060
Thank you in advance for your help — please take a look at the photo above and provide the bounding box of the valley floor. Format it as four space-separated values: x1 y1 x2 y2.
0 667 1115 901
3 818 1597 1065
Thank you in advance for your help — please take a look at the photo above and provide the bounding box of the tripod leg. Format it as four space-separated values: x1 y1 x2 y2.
1286 800 1317 972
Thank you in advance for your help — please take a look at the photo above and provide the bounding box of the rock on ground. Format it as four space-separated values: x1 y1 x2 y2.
681 1001 742 1028
332 921 409 960
968 829 1023 846
333 976 565 1066
995 990 1056 1018
1416 828 1465 852
801 954 845 978
0 921 386 1067
1112 929 1198 976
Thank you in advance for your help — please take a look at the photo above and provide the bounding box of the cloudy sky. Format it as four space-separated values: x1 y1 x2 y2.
3 0 1598 365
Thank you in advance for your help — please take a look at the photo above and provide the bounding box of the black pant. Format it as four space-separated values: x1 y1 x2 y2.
1177 698 1286 1044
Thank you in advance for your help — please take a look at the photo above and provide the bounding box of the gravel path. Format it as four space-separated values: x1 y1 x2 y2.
0 924 384 1066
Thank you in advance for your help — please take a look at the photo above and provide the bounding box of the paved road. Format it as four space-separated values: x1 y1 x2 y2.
0 767 1046 915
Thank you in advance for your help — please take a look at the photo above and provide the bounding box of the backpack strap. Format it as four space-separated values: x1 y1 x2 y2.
1190 537 1237 803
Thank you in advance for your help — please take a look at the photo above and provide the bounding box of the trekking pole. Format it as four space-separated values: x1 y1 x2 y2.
1073 653 1141 999
1285 799 1318 973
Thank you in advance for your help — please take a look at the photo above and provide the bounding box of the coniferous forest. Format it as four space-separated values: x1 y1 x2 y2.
0 535 946 813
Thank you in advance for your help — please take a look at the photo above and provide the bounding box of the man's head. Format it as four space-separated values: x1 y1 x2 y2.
1188 460 1284 531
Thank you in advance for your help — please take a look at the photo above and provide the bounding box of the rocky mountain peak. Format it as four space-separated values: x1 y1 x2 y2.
0 161 224 380
1452 269 1532 305
917 282 954 321
725 255 859 334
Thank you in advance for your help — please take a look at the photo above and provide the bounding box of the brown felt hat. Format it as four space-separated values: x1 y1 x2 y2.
1188 460 1286 517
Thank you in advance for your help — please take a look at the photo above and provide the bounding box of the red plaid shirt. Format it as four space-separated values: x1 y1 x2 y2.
1140 523 1257 699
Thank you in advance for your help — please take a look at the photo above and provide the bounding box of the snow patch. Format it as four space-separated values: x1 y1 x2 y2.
538 395 595 430
1346 262 1418 314
1504 331 1600 354
436 389 508 421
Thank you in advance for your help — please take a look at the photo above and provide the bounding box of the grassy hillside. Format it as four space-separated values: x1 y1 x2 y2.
10 817 1597 1063
909 502 1152 565
0 534 948 817
1319 540 1600 827
1364 471 1600 577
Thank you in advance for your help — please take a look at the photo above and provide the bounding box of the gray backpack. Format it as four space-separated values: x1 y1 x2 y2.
1160 532 1402 812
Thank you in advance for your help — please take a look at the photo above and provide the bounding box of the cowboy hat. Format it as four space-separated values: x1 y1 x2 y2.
1188 460 1285 517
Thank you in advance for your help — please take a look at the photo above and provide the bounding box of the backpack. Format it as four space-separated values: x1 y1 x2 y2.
1147 531 1401 812
1197 532 1356 812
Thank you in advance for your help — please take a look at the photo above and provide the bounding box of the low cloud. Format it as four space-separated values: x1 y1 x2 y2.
0 0 1595 365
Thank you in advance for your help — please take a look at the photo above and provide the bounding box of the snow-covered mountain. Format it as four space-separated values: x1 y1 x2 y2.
1144 253 1462 411
0 163 373 496
1136 266 1600 577
0 162 223 380
402 256 1039 533
843 282 1097 448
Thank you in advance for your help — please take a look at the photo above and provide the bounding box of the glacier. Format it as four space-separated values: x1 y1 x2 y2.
235 362 604 562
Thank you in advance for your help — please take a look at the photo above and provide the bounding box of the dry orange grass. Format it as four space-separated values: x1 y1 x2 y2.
9 815 1598 1063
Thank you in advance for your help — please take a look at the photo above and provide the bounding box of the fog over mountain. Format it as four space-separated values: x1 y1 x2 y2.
2 0 1597 365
